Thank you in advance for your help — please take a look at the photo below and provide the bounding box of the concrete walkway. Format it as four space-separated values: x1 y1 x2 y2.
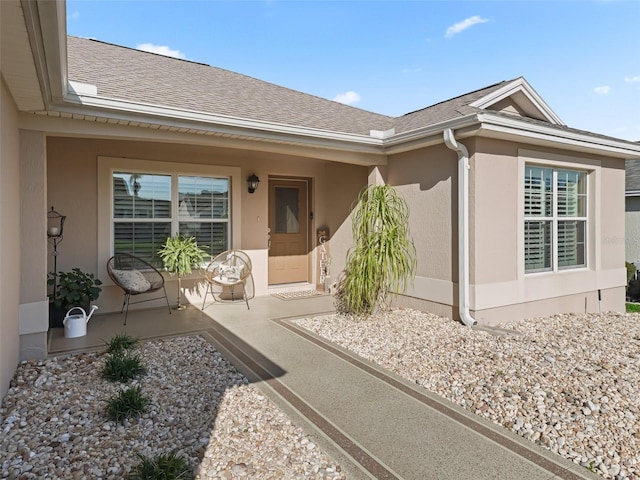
48 294 599 479
198 294 599 480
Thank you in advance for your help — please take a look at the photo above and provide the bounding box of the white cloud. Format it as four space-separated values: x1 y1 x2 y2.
68 11 80 20
333 91 361 105
625 76 640 83
445 16 490 38
402 67 423 74
594 85 611 95
136 43 186 59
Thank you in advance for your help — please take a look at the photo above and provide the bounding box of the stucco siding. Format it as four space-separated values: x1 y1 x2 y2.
46 137 365 313
600 158 626 271
0 77 21 397
472 139 519 285
389 136 626 324
387 144 457 282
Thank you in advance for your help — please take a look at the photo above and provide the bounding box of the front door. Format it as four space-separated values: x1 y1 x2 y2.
268 178 308 284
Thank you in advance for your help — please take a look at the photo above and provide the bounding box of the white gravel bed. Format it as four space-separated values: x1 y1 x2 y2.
296 309 640 480
0 335 344 479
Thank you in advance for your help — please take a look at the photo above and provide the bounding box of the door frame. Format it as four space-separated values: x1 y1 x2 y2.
268 176 313 286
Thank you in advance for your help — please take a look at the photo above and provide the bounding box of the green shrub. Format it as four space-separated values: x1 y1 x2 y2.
105 333 140 354
129 450 193 480
105 386 150 423
101 352 147 382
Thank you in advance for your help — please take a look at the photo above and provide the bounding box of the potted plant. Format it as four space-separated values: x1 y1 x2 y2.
157 235 208 309
48 268 103 328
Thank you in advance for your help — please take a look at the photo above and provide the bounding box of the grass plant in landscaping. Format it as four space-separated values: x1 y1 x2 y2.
105 333 140 354
335 184 416 316
129 451 194 480
105 386 150 423
101 352 147 382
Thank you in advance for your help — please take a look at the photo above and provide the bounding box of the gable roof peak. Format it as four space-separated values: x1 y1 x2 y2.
400 79 514 118
470 76 564 126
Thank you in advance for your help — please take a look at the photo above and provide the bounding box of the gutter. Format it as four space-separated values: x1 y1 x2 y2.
444 128 477 327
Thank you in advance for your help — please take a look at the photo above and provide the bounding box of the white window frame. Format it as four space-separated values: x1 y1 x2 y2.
98 156 241 282
524 165 588 273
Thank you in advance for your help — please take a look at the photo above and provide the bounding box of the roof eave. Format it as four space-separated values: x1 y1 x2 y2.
21 0 68 106
383 115 481 154
476 112 640 159
58 92 386 146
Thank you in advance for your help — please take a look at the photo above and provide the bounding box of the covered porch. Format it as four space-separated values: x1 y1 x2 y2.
47 289 334 357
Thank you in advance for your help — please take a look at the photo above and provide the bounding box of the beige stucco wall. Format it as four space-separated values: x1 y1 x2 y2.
47 136 366 313
471 139 625 322
386 143 459 310
0 77 21 397
19 130 49 360
386 136 626 324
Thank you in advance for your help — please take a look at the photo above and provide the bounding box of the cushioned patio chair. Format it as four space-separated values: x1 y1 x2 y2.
202 250 254 310
106 253 171 324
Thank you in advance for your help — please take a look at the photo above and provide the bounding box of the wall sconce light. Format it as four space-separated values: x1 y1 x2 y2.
247 173 260 194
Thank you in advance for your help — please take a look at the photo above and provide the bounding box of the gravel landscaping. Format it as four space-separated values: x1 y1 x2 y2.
3 309 639 480
0 335 344 479
296 309 640 480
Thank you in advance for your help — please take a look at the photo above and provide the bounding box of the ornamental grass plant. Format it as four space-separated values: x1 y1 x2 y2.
101 351 147 383
105 386 150 423
335 184 416 317
129 451 194 480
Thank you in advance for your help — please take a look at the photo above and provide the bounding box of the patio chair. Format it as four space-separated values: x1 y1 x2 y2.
202 250 254 310
106 253 172 325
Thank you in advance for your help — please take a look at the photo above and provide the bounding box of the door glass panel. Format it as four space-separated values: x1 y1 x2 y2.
275 187 300 234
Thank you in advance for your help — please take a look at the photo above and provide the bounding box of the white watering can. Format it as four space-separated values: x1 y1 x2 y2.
63 306 98 339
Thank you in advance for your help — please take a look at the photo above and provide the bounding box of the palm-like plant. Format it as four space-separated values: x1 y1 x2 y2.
157 235 207 309
336 184 416 317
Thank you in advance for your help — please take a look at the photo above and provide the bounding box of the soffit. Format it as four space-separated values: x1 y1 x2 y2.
0 1 45 111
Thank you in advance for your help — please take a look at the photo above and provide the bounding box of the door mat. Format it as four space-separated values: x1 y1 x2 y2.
272 289 327 301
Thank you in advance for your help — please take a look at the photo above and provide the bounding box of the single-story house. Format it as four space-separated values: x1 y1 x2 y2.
625 159 640 264
3 0 640 397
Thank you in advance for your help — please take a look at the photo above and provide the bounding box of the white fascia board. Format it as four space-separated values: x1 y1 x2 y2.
60 92 383 149
477 112 640 158
31 0 67 105
382 115 480 154
469 77 565 126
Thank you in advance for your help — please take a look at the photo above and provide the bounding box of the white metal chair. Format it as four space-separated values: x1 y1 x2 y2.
201 250 254 310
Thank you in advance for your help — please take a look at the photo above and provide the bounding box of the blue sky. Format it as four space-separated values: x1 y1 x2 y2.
66 1 640 141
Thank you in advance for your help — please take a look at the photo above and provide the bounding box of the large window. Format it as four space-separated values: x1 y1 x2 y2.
112 172 229 266
524 165 587 273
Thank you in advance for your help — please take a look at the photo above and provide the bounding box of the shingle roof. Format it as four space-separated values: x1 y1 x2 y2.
393 81 512 133
66 37 589 142
66 36 394 136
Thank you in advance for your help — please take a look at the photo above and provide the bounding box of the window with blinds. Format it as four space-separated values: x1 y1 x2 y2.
524 166 586 273
113 172 229 266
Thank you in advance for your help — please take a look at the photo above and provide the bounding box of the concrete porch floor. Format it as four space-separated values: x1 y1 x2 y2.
47 293 598 480
47 290 332 356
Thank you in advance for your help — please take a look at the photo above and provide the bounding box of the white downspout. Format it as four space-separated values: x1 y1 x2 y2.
444 128 477 327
